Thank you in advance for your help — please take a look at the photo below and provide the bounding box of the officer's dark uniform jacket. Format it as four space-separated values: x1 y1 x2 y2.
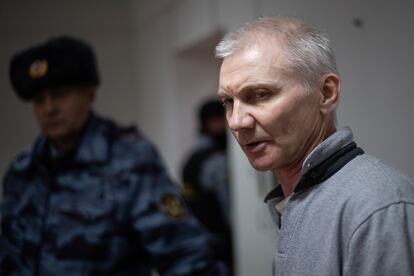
0 114 227 275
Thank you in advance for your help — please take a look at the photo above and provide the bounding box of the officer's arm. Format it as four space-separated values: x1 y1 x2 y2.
0 170 24 274
128 145 228 276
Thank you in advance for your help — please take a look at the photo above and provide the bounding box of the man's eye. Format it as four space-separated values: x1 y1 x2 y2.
255 90 269 99
222 98 233 107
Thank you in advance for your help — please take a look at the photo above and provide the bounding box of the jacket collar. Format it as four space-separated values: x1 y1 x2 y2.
73 114 111 164
13 113 111 172
264 127 364 202
301 127 354 176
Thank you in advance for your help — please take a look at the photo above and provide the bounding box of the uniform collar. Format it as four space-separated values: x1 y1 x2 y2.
12 113 111 172
74 114 111 164
265 127 364 202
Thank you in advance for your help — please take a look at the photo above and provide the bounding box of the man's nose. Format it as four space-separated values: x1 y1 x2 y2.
42 94 58 115
227 102 254 131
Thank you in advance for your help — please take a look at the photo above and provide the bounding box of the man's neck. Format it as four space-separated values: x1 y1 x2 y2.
274 166 303 197
50 135 81 155
49 113 92 154
274 124 336 197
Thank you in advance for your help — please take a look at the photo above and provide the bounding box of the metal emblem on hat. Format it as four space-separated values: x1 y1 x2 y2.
29 59 48 78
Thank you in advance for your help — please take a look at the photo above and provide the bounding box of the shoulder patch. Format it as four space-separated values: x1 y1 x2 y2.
159 193 186 219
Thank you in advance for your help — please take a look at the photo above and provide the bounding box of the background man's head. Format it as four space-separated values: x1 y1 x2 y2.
9 36 99 148
199 99 226 135
199 99 227 149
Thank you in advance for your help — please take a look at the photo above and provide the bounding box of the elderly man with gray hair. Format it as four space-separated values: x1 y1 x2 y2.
216 16 414 275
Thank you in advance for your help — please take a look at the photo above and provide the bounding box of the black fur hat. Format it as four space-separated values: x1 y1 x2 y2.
9 36 100 101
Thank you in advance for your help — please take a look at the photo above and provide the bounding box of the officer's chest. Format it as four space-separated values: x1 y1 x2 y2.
47 165 119 231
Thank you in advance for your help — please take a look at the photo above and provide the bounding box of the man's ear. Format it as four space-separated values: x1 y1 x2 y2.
319 74 340 114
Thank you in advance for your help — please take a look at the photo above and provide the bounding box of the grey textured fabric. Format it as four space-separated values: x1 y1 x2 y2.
266 127 414 276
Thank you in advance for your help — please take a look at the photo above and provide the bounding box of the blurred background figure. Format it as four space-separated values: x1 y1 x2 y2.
0 36 228 275
181 99 233 273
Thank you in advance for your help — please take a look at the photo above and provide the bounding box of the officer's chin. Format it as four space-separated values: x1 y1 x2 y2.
44 127 69 142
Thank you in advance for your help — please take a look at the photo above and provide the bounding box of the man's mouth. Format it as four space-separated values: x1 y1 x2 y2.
45 121 60 127
243 140 269 153
43 119 63 130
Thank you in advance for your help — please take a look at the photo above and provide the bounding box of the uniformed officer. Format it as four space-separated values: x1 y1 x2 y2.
1 36 228 275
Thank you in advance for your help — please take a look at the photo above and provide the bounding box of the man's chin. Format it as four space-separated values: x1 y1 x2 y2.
248 158 274 172
43 129 67 142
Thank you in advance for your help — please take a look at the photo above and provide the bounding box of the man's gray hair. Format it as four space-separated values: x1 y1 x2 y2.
215 16 338 92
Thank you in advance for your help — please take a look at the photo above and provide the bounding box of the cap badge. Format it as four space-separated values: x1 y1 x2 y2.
29 59 48 78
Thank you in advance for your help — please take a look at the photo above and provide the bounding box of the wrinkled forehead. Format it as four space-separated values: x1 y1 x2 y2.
32 85 95 103
219 40 288 88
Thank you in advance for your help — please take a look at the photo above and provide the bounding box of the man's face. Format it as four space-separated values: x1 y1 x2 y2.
218 39 324 173
32 85 95 144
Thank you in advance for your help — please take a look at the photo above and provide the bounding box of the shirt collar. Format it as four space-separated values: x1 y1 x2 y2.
302 127 354 175
74 114 111 164
265 127 364 202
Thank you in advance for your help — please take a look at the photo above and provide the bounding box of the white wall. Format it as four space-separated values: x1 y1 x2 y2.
130 0 225 181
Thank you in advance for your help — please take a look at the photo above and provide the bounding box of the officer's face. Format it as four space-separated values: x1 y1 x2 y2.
218 39 324 174
206 116 226 136
32 85 95 145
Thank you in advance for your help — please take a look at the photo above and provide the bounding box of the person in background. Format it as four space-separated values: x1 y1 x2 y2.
0 36 228 275
181 99 232 273
216 16 414 275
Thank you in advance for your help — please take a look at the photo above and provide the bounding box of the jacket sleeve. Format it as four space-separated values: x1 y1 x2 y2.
127 144 229 276
344 202 414 275
1 169 26 275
